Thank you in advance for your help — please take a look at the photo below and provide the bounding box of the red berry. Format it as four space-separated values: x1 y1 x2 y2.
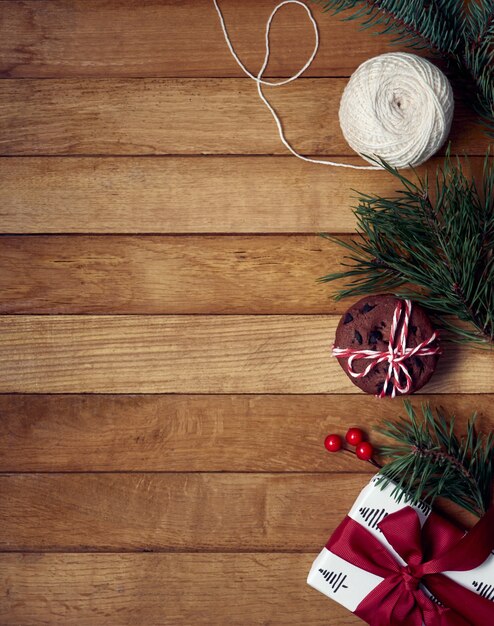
324 434 342 452
356 441 374 461
346 427 364 446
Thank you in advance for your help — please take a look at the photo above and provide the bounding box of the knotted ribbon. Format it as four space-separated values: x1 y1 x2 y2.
327 505 494 625
332 299 440 398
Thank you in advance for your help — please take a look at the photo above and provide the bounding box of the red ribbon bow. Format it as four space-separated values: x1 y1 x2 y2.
327 505 494 625
332 299 440 398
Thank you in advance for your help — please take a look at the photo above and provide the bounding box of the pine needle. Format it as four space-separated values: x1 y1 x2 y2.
375 401 494 517
314 0 494 136
319 152 494 346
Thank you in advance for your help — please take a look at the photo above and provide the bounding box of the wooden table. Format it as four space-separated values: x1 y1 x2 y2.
0 1 491 624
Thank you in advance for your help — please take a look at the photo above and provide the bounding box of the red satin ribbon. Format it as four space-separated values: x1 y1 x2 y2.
326 505 494 626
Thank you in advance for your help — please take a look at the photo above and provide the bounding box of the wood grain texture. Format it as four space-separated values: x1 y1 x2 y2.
0 79 487 156
1 3 490 625
6 156 485 234
0 553 361 625
0 394 492 472
0 473 478 551
0 473 389 551
0 0 424 79
0 315 492 393
0 233 489 315
0 234 346 314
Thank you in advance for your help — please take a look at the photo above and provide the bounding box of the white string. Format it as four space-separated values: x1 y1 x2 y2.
212 0 380 170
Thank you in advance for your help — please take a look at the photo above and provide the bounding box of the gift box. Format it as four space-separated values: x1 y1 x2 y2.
307 475 494 625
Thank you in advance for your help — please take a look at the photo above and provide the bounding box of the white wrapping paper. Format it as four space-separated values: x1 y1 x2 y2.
307 476 494 615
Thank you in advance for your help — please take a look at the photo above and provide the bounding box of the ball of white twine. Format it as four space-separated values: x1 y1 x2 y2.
339 52 454 169
213 0 454 170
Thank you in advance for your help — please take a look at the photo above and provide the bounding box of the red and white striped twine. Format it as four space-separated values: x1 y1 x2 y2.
332 299 441 398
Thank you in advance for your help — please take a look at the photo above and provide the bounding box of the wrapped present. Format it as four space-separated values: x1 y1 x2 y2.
307 475 494 625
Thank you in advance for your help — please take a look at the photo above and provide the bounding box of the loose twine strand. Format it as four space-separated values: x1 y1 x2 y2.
212 0 380 170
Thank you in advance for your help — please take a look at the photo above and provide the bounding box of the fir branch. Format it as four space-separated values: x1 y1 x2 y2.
315 0 494 135
375 401 494 517
319 152 494 346
316 0 465 55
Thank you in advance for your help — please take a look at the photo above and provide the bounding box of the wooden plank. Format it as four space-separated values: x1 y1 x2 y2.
0 315 492 394
0 0 425 79
0 553 360 625
0 473 387 551
0 394 491 472
0 234 349 314
0 156 488 234
0 473 478 551
0 79 486 155
6 234 494 316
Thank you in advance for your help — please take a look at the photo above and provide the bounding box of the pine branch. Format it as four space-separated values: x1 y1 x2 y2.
316 0 465 54
462 1 494 134
315 0 494 135
319 152 494 346
375 401 494 517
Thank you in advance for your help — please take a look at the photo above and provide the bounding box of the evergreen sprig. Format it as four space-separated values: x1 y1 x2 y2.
319 152 494 345
375 401 494 517
315 0 494 134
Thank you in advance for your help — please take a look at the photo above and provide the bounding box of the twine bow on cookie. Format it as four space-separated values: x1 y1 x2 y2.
332 299 440 398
